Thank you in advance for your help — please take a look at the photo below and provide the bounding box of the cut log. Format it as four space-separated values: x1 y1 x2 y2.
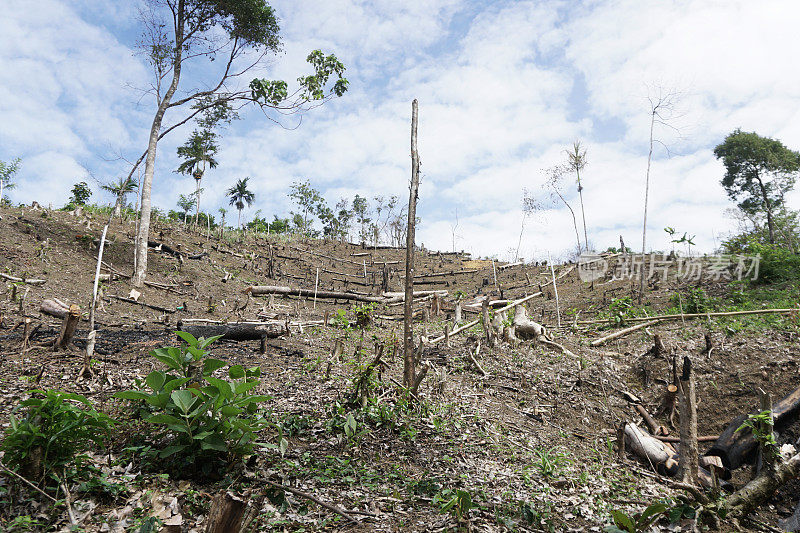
512 305 548 341
40 299 71 319
54 304 80 350
177 321 287 341
205 491 262 533
706 383 800 470
624 422 679 476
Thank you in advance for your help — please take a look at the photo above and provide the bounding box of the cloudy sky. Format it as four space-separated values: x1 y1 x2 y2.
2 0 799 261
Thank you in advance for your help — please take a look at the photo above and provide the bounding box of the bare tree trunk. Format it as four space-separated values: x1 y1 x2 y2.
554 189 582 253
639 110 656 304
195 177 201 227
132 0 185 287
755 175 776 244
678 356 699 484
576 167 588 251
403 99 420 389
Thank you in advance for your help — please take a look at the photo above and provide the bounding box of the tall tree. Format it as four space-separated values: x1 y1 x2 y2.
288 179 325 237
177 129 218 226
101 176 138 218
639 86 681 303
0 158 21 205
542 165 582 254
127 0 348 286
176 193 196 221
566 140 589 251
714 129 800 244
227 177 255 228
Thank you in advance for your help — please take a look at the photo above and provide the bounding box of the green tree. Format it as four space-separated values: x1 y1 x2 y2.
127 0 349 287
352 194 371 244
566 140 589 252
70 181 92 206
288 179 325 236
177 193 196 221
0 158 21 205
101 176 138 218
177 129 219 226
227 177 255 228
714 129 800 244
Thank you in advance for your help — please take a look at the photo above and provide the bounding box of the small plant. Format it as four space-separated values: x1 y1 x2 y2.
353 302 376 329
114 332 270 474
607 296 638 326
331 308 350 329
1 389 112 481
673 287 712 314
533 446 571 479
604 502 668 533
434 488 479 521
736 409 778 461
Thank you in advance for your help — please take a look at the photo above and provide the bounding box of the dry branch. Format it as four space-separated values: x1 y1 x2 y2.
589 320 661 346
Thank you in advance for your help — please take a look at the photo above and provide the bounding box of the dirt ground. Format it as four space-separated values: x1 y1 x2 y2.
0 205 799 532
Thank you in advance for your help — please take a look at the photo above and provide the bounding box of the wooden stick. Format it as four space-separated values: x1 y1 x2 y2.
548 253 561 327
0 460 57 502
655 435 719 443
89 223 109 331
580 307 800 325
0 273 46 285
589 320 662 346
262 479 358 524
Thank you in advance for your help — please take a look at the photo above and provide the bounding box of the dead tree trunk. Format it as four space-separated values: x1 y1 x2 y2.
677 356 699 485
205 491 262 533
54 304 80 351
726 452 800 520
403 99 421 391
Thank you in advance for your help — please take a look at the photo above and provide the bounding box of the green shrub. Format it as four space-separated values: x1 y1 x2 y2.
1 390 112 481
672 287 712 314
722 237 800 284
114 332 270 474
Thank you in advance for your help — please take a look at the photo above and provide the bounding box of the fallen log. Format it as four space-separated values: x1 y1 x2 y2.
725 451 800 520
40 299 71 319
706 383 800 470
0 273 46 285
177 321 287 341
245 285 391 304
624 422 679 476
589 320 661 347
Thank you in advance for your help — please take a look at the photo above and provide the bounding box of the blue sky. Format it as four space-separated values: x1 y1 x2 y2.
2 0 799 261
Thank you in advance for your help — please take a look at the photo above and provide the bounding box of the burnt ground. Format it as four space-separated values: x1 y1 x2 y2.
0 204 799 532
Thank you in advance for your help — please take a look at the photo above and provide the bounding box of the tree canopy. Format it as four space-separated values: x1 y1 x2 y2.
714 129 800 243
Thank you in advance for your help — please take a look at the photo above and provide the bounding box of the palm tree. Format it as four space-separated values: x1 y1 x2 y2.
177 130 218 226
101 176 138 218
227 177 255 228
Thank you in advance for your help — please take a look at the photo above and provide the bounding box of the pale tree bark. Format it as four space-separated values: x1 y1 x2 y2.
403 99 420 390
132 1 185 287
639 108 655 304
576 165 589 251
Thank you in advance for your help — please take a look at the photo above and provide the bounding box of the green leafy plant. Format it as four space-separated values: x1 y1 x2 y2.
434 488 479 521
672 287 712 314
1 390 112 481
533 446 572 479
606 296 639 326
736 409 778 461
605 502 668 533
114 332 270 473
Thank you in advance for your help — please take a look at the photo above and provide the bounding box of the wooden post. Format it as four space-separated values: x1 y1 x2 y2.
755 388 774 476
403 99 421 390
89 223 109 332
20 317 31 360
617 421 627 460
313 267 319 310
480 299 491 342
678 356 699 484
54 304 80 351
444 324 450 347
548 252 561 327
454 301 462 324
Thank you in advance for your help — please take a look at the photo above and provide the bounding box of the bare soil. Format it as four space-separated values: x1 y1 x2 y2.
0 205 798 532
